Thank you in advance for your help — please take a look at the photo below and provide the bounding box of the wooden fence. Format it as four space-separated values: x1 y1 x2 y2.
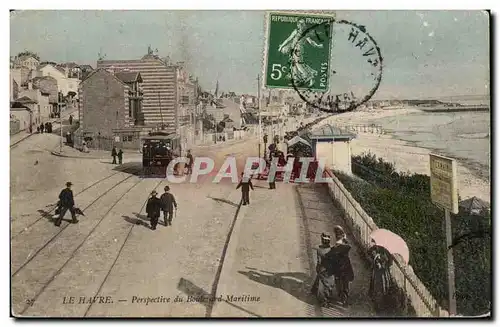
324 169 449 317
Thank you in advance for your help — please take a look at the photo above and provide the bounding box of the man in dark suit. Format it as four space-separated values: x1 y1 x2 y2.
236 172 254 206
327 225 354 307
55 182 78 226
160 186 178 226
111 146 118 164
186 150 194 175
146 190 162 230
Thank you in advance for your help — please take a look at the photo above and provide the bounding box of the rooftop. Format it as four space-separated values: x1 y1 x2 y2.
115 71 143 84
14 96 37 104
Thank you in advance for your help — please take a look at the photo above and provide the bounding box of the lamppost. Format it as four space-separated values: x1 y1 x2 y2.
257 74 262 159
59 92 63 153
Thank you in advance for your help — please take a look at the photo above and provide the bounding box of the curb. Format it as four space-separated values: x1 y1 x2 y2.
51 149 140 160
50 150 105 159
10 133 35 148
194 137 255 148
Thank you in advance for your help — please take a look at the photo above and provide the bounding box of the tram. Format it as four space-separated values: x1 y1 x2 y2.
141 132 181 176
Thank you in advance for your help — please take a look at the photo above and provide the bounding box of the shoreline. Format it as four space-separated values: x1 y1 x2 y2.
327 108 490 202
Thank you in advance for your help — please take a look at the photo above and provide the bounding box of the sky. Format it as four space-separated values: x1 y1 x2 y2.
10 10 490 99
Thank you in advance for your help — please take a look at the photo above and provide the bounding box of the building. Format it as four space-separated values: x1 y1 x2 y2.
309 124 356 175
10 75 19 102
80 65 94 80
97 50 178 133
14 54 40 70
78 68 144 144
38 63 80 97
17 85 51 123
10 107 32 133
10 67 31 89
58 62 82 79
31 76 59 114
177 66 198 126
206 99 225 122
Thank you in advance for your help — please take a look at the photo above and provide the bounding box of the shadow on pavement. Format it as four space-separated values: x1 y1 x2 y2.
37 209 72 224
112 162 143 176
122 215 150 229
252 185 268 189
176 278 261 317
207 196 239 208
238 268 316 305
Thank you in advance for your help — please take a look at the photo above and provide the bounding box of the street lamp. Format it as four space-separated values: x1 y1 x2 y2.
59 93 63 153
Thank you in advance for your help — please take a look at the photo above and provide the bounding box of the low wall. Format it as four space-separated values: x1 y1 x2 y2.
323 168 449 317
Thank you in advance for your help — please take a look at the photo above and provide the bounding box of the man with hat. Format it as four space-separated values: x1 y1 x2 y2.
55 182 78 226
146 190 162 230
236 172 254 206
160 185 177 226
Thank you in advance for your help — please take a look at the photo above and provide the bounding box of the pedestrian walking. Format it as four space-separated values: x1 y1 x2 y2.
268 160 277 189
146 190 162 230
117 149 123 165
311 233 336 307
160 186 178 226
45 122 50 134
48 122 53 133
236 172 254 206
54 182 78 226
69 114 73 125
186 150 194 175
368 242 393 313
329 225 354 307
40 123 44 133
111 146 117 164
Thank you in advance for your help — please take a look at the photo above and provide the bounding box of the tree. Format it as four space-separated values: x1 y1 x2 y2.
16 50 40 61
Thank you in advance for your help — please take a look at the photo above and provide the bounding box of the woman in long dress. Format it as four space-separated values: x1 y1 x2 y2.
278 19 324 87
368 243 393 313
311 233 335 306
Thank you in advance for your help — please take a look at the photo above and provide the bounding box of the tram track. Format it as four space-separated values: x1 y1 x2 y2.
11 170 142 277
14 176 148 316
82 179 164 317
11 171 125 239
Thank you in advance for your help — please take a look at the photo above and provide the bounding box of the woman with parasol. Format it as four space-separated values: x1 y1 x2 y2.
368 229 409 313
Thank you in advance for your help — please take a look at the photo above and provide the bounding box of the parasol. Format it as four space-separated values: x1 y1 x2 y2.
369 228 409 264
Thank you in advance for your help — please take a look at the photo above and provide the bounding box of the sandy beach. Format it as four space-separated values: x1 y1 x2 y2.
321 108 490 202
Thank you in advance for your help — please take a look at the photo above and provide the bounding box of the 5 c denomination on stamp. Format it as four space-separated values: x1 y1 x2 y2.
264 12 335 92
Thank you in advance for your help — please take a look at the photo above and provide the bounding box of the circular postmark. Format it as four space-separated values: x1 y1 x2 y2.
289 19 383 112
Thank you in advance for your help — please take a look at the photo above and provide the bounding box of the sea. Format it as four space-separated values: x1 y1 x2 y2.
368 106 491 182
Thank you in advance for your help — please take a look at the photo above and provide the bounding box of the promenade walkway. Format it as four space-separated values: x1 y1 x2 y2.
212 181 374 317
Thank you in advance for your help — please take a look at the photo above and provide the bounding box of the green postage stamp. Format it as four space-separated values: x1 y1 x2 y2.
264 12 335 92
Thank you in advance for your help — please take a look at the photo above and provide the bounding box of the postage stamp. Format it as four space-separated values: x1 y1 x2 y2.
263 12 335 92
291 19 383 112
264 12 383 113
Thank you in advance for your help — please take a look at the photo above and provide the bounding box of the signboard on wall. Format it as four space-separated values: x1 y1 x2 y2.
429 154 459 214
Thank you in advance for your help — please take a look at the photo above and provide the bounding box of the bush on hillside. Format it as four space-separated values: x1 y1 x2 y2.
334 153 491 316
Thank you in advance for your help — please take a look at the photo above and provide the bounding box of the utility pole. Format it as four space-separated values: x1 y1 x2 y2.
59 93 63 153
257 74 262 159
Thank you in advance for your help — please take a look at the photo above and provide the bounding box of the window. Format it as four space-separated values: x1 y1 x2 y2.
122 135 133 142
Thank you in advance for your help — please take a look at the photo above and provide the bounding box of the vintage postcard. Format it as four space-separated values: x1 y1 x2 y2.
9 10 490 318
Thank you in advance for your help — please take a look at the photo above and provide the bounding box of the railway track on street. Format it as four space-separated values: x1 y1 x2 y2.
13 175 148 315
12 171 128 239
